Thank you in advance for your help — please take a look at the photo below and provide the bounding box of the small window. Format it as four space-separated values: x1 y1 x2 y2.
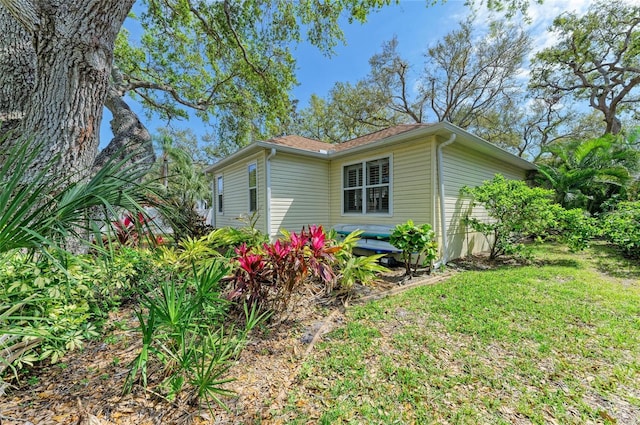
248 163 257 212
343 157 390 214
217 176 223 213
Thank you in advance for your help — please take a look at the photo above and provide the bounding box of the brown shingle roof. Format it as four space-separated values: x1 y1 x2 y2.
263 135 333 153
333 123 430 151
263 124 431 155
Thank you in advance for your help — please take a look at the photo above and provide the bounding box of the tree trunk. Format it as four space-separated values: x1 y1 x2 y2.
0 0 135 180
0 6 35 135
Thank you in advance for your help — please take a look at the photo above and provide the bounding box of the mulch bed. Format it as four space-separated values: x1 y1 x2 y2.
0 266 456 425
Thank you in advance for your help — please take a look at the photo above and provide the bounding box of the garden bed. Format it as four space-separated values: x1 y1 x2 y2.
0 266 445 425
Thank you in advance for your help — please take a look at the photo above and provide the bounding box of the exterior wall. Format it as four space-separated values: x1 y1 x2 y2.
270 153 330 236
213 151 267 234
328 135 434 228
439 143 526 260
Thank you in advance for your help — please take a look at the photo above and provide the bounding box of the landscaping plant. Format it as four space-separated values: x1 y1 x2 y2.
328 229 389 292
389 220 438 276
461 174 596 259
0 252 101 382
601 200 640 259
229 225 339 312
125 261 268 410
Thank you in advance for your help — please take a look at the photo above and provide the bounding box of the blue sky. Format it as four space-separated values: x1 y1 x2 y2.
99 0 597 149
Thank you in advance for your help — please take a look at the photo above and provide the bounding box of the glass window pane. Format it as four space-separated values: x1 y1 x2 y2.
343 163 362 188
343 189 362 213
366 158 389 185
367 160 380 185
249 188 257 212
248 164 257 187
366 186 389 213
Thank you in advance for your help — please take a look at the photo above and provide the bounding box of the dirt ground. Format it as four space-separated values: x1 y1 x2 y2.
1 264 455 425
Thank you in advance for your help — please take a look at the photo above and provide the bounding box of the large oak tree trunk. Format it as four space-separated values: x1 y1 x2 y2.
0 6 35 135
0 0 137 180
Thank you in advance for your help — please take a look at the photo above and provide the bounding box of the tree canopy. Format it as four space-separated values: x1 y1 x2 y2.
530 0 640 135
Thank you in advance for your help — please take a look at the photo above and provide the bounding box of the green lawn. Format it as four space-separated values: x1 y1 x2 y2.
275 244 640 424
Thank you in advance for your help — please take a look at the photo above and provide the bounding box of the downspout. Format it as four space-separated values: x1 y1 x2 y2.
210 178 216 228
266 148 277 240
435 133 456 268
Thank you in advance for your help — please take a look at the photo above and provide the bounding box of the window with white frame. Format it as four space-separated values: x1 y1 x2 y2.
343 157 390 214
217 175 223 213
248 163 257 212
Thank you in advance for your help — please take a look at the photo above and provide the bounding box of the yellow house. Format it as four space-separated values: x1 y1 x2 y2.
204 121 536 263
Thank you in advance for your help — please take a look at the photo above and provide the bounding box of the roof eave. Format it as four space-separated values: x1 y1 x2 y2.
204 141 330 173
430 122 538 171
205 122 537 172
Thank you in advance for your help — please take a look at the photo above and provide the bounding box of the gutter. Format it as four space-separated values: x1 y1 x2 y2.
265 148 277 240
434 133 456 268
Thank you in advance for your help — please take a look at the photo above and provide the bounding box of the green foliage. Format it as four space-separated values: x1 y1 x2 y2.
152 133 213 241
208 213 269 255
0 136 161 254
389 220 438 276
328 230 389 292
114 1 396 149
125 262 268 410
553 207 601 252
461 174 562 259
601 201 640 259
530 0 640 134
0 252 100 379
537 135 640 214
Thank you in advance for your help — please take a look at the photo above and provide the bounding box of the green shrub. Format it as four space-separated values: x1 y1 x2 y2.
0 252 101 379
328 229 389 292
125 261 267 411
462 175 558 259
461 175 602 259
207 215 269 256
389 220 438 276
554 207 601 252
156 234 222 273
601 201 640 259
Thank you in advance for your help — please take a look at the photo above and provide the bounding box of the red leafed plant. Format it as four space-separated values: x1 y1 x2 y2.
111 212 157 247
229 225 340 312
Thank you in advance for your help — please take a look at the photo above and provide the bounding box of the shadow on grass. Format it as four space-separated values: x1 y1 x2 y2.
450 243 581 272
533 258 581 268
589 242 640 281
449 242 640 280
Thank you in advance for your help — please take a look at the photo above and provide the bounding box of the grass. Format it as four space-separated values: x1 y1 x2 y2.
276 243 640 424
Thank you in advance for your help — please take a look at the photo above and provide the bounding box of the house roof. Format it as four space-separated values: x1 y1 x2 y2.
262 135 333 153
205 121 536 172
334 123 429 151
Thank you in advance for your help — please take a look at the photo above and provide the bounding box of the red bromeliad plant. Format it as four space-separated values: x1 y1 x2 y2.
229 225 340 312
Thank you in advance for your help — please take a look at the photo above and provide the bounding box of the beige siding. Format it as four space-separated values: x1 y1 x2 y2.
439 143 526 259
213 151 267 233
270 153 330 236
329 135 434 228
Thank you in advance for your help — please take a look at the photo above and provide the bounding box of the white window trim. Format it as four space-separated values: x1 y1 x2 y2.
341 154 393 217
248 161 257 213
216 174 224 215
